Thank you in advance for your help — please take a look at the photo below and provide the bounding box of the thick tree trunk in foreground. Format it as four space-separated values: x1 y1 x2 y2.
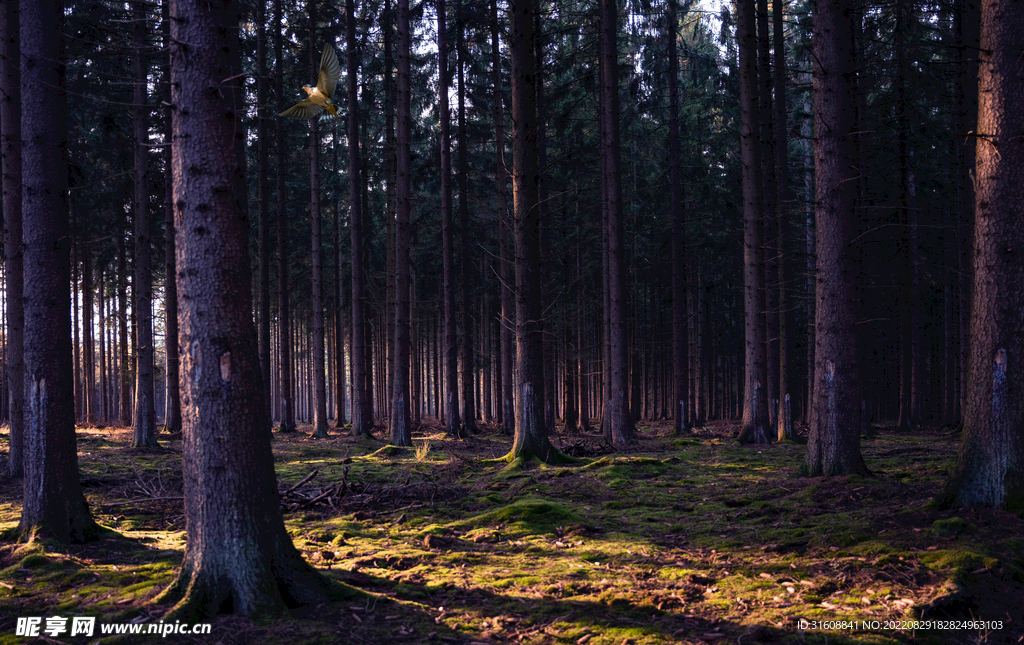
438 0 462 438
1 0 24 477
736 0 770 444
131 0 157 447
508 0 559 463
159 0 343 618
938 0 1024 512
390 0 413 447
802 0 869 477
600 0 635 447
18 0 98 543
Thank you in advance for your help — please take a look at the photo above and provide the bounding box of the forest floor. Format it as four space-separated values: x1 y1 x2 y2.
0 420 1022 645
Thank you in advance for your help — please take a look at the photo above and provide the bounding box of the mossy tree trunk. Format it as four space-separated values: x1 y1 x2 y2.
802 0 869 477
938 0 1024 512
508 0 558 464
160 0 343 619
18 0 98 543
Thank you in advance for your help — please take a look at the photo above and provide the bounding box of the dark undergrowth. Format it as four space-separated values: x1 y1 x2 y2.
0 419 1021 644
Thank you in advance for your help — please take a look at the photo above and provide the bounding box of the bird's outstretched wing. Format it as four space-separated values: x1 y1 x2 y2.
279 98 325 119
316 47 341 100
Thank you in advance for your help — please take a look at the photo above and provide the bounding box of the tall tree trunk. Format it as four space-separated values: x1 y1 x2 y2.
802 70 814 425
1 0 24 476
73 245 81 422
275 0 294 433
307 7 329 440
938 0 1024 512
535 7 555 435
83 247 95 425
773 0 791 441
98 271 108 424
132 0 158 447
757 0 778 429
736 0 769 444
18 0 98 543
347 0 370 436
118 237 130 425
956 0 980 425
438 0 462 438
310 114 329 439
508 0 558 463
492 0 514 433
256 0 271 420
390 0 413 447
159 0 341 616
667 0 688 434
334 118 347 428
895 0 920 431
600 0 635 447
803 0 868 477
163 0 181 433
457 0 476 434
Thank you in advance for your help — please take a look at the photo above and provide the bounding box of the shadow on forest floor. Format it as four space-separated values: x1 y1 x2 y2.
0 419 1022 644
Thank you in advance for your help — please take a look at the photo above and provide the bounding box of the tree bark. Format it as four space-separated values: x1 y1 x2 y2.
275 0 294 433
1 0 24 476
757 0 778 428
736 0 770 444
256 0 271 423
492 0 514 434
600 0 635 447
18 0 98 543
802 0 868 477
508 0 559 463
131 0 158 447
390 0 412 447
938 0 1024 512
347 0 370 437
307 9 328 440
310 115 329 439
83 247 95 425
457 0 477 434
163 0 181 433
118 236 130 425
438 0 462 438
667 0 688 435
773 0 791 441
159 0 343 618
956 0 980 425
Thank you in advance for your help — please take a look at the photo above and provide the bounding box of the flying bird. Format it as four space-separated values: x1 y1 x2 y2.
279 46 341 119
